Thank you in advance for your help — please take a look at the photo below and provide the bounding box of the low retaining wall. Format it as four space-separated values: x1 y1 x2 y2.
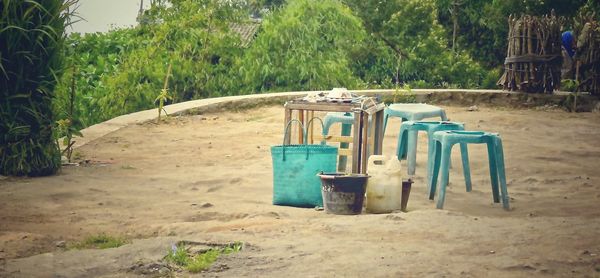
413 89 599 111
75 89 599 148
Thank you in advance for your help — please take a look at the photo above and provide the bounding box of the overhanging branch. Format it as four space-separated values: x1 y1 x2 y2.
375 33 408 59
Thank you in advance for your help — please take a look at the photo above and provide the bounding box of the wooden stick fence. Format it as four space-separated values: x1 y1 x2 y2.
498 12 562 93
574 13 600 96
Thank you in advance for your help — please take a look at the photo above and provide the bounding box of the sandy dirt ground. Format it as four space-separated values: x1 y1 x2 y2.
1 104 600 277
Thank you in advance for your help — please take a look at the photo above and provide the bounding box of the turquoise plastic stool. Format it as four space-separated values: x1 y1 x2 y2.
397 121 467 183
384 103 448 176
323 112 353 172
428 131 509 210
383 103 448 133
323 112 354 133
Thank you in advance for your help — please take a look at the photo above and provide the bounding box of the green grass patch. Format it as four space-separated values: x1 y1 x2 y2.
165 242 243 273
70 234 129 249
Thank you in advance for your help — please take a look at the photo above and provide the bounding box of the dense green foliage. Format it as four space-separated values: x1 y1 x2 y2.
54 29 141 127
102 1 244 114
238 0 365 92
55 0 245 127
1 0 74 176
344 0 488 88
53 0 599 130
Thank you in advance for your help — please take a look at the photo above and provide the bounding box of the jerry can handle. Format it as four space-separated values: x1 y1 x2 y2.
367 155 387 167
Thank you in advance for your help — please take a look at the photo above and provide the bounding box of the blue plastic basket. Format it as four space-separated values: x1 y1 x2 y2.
271 119 338 207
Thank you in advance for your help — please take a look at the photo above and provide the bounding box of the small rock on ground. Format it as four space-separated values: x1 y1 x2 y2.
467 105 479 112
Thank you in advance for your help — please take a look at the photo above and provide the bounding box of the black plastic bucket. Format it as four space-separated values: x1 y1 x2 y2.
318 173 369 215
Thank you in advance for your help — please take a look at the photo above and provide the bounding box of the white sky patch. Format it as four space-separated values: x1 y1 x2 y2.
68 0 151 34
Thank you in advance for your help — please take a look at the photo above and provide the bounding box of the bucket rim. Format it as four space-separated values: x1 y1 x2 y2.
317 172 370 179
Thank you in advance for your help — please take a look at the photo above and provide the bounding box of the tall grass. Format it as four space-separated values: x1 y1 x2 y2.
0 0 75 176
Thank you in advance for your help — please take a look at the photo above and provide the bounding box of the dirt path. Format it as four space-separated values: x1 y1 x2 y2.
1 105 600 277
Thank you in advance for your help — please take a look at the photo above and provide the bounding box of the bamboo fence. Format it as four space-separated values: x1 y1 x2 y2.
498 13 562 93
574 13 600 96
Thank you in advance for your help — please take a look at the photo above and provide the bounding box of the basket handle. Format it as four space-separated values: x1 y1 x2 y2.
304 117 326 145
282 119 304 145
299 117 327 160
281 119 304 161
281 117 328 161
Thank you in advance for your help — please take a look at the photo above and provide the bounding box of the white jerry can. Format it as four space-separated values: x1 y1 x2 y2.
366 155 403 213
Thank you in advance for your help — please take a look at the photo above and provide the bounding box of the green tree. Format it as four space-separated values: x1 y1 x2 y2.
1 0 75 176
99 0 245 117
56 0 246 125
238 0 366 92
345 0 486 88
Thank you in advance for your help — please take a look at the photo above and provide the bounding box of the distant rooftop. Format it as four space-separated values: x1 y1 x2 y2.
229 19 262 48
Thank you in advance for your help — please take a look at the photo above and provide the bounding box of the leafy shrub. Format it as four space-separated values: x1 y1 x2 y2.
350 39 398 88
238 0 366 93
99 0 245 119
482 68 502 89
345 0 487 89
54 28 142 128
55 0 246 127
1 0 74 176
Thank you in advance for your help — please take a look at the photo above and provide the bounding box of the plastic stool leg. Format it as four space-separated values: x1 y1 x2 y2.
436 144 453 209
440 110 448 121
426 132 436 185
460 143 472 192
383 112 389 135
429 141 442 200
397 127 409 160
407 130 418 175
486 140 501 203
323 118 333 135
494 137 510 210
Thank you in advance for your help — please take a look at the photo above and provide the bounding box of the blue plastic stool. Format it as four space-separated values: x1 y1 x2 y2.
323 112 353 172
383 103 448 133
384 103 448 176
429 131 510 210
323 112 354 133
397 121 467 182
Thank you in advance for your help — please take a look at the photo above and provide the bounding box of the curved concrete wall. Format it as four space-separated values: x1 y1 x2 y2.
75 89 598 148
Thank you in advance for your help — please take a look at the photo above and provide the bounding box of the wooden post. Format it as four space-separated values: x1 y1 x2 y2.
307 110 314 144
283 106 292 144
368 114 376 158
297 109 304 144
528 17 535 90
374 109 384 155
352 111 361 173
360 112 369 173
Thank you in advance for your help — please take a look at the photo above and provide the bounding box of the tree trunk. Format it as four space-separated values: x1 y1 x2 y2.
451 0 462 54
